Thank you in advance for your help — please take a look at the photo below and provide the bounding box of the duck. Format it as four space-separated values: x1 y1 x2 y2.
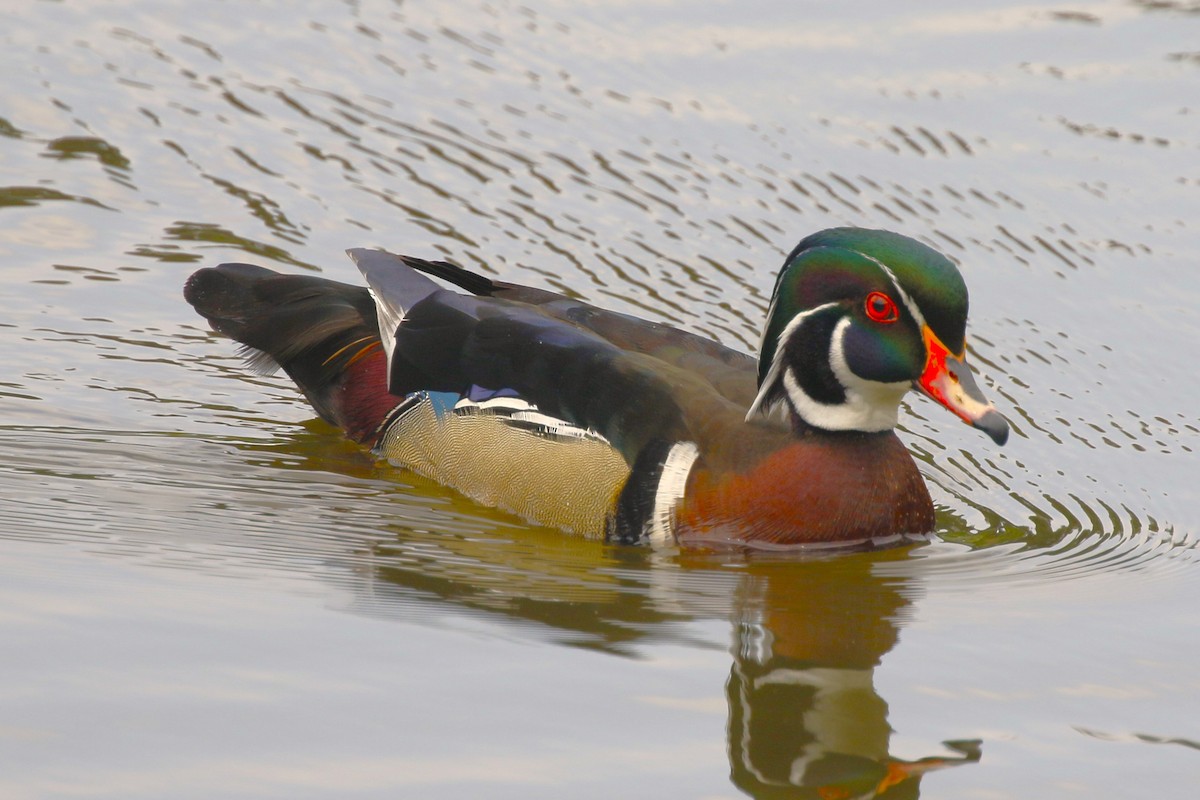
183 227 1008 548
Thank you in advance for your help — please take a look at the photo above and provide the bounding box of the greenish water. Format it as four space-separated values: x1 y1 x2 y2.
1 1 1197 797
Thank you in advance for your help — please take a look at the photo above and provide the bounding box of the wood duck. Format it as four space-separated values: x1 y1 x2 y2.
184 227 1008 548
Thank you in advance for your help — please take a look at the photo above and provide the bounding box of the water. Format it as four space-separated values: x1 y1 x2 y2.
2 0 1198 797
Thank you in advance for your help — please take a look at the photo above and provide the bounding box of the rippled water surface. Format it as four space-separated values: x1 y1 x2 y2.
2 1 1198 797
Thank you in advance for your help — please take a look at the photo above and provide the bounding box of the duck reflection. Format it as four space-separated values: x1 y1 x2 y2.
715 554 980 798
355 528 979 797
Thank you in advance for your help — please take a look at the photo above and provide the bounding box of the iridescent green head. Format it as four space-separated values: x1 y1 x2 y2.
748 227 1008 445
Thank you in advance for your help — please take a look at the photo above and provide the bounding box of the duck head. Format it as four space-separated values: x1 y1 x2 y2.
748 228 1009 445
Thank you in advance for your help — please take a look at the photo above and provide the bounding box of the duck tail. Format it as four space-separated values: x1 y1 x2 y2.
183 263 401 445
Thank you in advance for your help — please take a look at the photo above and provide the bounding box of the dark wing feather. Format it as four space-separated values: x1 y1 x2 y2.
397 253 568 305
354 249 757 463
395 292 700 462
353 249 759 411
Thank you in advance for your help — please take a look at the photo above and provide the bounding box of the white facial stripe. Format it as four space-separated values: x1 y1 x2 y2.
746 301 838 421
781 317 909 433
646 441 699 547
853 251 928 331
752 294 779 371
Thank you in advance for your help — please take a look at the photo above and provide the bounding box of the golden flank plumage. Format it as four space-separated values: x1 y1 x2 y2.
378 399 630 538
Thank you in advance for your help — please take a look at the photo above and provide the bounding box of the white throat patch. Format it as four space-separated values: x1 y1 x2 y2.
781 316 908 432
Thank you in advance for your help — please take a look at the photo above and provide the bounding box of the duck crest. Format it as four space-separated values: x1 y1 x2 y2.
184 227 1008 548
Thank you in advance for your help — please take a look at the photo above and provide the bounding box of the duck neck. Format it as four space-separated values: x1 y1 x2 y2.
786 407 893 441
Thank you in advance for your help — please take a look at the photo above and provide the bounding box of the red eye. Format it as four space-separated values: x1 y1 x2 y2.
864 291 899 324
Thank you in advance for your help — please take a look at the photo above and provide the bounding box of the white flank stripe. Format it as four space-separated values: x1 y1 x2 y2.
646 441 700 547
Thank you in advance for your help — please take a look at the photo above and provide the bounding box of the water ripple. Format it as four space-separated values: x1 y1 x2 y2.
881 522 1198 591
